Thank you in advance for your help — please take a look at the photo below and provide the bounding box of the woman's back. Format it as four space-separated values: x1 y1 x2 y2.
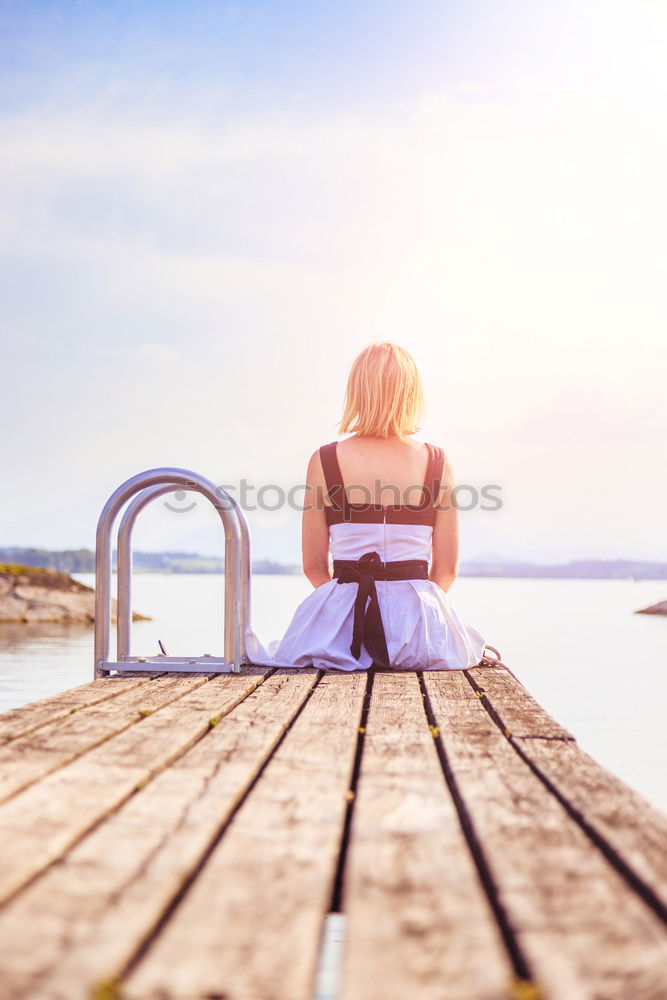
335 434 431 506
317 435 445 567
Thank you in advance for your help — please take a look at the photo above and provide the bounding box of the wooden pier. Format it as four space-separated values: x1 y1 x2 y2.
0 666 665 1000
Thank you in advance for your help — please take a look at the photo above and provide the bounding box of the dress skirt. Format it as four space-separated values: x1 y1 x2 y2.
245 575 486 671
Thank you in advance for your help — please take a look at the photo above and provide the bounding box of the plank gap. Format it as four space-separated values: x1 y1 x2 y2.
418 671 536 984
0 674 220 807
462 670 667 927
117 669 325 988
328 669 374 914
516 735 577 742
0 675 162 746
0 673 271 911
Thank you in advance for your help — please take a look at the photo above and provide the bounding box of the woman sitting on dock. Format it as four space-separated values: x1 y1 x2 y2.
245 341 489 671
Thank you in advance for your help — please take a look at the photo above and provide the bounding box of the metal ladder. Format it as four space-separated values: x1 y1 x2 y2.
94 468 251 678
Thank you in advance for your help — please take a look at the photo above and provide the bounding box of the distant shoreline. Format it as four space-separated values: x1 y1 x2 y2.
2 548 667 581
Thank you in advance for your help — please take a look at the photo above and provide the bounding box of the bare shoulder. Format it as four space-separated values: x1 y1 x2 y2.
303 447 330 513
306 447 325 481
424 439 451 463
407 437 430 458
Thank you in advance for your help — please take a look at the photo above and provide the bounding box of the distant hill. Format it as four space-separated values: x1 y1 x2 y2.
459 559 667 580
1 547 666 580
0 547 299 575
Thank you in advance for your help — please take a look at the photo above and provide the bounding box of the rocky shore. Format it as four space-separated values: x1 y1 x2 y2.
636 600 667 616
0 565 151 624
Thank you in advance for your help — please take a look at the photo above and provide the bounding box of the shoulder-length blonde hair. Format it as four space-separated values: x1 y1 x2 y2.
338 342 425 438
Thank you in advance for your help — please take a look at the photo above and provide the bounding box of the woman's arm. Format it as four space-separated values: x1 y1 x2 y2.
430 455 459 593
302 449 333 588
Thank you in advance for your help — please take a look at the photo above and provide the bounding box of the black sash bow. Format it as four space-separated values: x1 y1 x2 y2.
333 551 429 668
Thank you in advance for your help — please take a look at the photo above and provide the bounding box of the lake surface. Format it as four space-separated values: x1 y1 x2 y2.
1 574 665 813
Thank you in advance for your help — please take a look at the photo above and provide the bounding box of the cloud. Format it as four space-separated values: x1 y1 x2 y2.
1 68 666 557
87 342 183 365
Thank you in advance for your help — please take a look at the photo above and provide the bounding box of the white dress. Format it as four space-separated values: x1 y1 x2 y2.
244 440 487 672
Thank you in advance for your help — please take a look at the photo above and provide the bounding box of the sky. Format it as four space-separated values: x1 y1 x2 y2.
1 0 666 565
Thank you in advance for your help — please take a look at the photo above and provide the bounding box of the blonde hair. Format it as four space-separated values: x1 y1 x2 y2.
338 342 425 438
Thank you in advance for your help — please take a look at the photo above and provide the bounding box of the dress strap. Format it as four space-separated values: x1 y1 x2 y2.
423 443 445 508
319 441 348 518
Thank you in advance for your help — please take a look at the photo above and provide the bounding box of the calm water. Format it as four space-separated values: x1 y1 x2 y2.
1 574 665 813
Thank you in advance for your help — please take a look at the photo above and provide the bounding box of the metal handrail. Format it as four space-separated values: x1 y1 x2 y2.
115 482 251 663
94 468 250 678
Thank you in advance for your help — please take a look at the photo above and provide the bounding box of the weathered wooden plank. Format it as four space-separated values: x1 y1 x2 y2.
0 673 267 906
515 737 667 907
469 666 667 903
122 671 367 1000
425 671 667 1000
0 676 156 745
339 671 512 1000
0 670 317 1000
0 675 215 804
467 665 574 740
